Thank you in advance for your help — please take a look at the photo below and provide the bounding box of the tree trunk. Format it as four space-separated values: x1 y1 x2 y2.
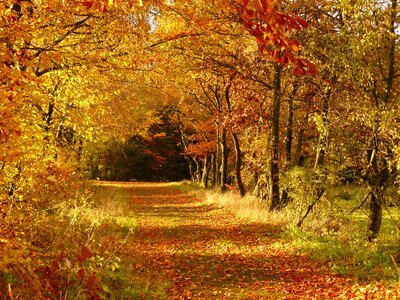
365 137 387 240
188 157 197 182
294 128 305 166
314 136 325 168
193 157 201 183
210 153 217 188
177 122 197 182
232 132 245 196
294 95 313 167
281 80 298 206
285 80 298 164
368 192 382 241
45 101 55 132
220 128 228 192
269 64 282 210
201 154 211 188
314 81 333 168
216 127 222 188
251 171 259 195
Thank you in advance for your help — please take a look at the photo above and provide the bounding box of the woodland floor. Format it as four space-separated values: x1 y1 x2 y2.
97 182 399 299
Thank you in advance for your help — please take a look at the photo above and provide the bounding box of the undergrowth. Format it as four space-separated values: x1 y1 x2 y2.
0 181 140 299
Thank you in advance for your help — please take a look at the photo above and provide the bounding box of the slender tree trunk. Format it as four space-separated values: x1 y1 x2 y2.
365 135 390 241
281 80 299 206
294 96 313 167
285 81 298 164
314 136 325 168
216 126 222 188
269 64 282 210
210 153 217 188
220 128 228 192
314 81 332 168
177 123 197 182
201 154 211 188
251 123 263 196
193 157 201 183
232 132 245 196
251 171 260 195
45 101 55 131
188 157 197 182
365 138 391 241
369 191 383 241
294 128 305 166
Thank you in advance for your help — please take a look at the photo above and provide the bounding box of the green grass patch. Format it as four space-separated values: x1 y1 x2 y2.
283 225 399 282
281 183 400 284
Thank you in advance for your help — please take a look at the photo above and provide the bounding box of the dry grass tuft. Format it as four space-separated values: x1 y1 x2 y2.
204 189 287 226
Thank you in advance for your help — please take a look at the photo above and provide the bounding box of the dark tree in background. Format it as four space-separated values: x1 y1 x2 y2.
86 107 190 182
146 107 190 181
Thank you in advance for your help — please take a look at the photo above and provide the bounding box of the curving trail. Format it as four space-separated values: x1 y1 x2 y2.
102 182 398 299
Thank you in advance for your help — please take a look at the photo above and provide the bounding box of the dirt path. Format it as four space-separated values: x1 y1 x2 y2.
109 182 396 299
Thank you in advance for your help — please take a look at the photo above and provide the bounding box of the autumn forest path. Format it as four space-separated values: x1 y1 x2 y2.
100 182 382 299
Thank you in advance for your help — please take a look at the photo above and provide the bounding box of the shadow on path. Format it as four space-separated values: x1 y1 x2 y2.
99 182 356 299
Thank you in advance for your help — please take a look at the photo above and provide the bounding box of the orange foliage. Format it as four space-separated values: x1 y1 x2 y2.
226 0 317 75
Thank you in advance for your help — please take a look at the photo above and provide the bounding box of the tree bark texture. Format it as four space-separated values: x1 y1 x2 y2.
216 128 222 188
314 80 332 169
368 192 382 241
220 128 228 192
281 80 299 206
269 64 282 210
294 128 305 166
232 132 246 196
201 154 211 188
210 153 217 188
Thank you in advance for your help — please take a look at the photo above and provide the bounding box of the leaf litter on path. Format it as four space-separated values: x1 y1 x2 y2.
113 182 399 299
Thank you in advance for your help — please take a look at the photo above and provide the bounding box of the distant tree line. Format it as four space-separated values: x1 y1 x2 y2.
84 108 190 182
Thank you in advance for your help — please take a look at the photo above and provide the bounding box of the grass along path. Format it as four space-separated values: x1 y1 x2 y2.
96 182 399 299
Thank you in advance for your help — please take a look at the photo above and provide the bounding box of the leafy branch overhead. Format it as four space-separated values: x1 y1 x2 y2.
232 0 317 74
